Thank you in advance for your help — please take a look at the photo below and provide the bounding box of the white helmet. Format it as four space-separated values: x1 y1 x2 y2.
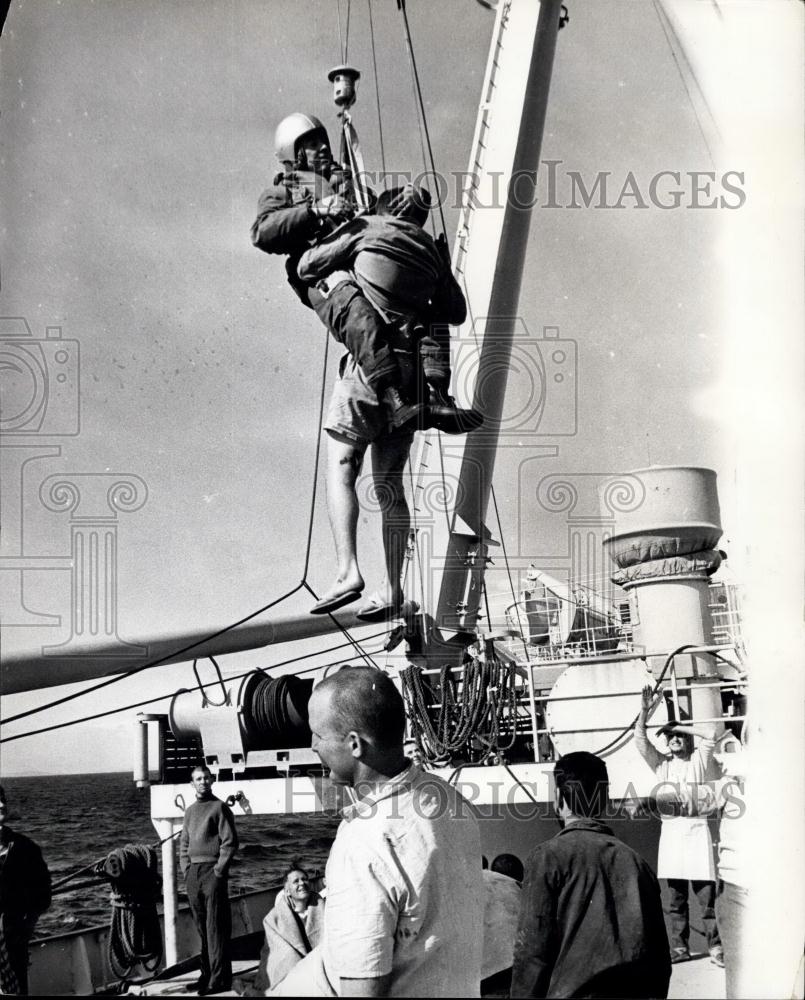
274 112 329 165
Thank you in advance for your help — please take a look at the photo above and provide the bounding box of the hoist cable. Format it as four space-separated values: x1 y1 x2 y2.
397 0 448 237
344 0 352 62
336 0 345 62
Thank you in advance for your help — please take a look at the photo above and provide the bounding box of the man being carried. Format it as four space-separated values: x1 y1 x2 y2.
297 184 482 435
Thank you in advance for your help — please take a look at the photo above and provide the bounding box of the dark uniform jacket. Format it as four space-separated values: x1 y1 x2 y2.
250 167 355 306
0 827 51 925
511 819 671 999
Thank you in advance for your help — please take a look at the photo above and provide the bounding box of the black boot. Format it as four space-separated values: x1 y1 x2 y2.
382 386 425 429
423 387 484 434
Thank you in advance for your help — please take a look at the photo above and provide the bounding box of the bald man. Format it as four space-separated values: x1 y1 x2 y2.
307 666 484 998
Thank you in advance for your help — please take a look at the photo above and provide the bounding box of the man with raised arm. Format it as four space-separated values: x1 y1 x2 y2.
179 765 239 995
635 685 724 966
307 666 484 997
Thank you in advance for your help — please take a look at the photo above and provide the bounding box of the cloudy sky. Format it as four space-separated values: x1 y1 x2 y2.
1 0 801 774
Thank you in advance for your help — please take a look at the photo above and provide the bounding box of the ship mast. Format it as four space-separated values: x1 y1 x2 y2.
414 0 563 639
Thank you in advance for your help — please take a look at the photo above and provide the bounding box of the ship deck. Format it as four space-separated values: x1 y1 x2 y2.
125 953 726 998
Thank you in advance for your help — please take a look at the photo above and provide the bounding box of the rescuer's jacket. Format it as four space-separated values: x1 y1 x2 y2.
250 166 359 305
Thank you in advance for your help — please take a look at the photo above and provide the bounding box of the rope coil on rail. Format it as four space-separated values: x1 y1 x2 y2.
94 844 163 981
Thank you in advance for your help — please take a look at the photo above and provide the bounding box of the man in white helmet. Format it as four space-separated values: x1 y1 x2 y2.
252 113 421 426
251 115 479 618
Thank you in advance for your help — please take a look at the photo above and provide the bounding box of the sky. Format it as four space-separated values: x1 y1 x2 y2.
0 0 802 778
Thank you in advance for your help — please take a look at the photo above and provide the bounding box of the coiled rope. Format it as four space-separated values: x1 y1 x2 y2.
401 647 518 766
95 844 163 981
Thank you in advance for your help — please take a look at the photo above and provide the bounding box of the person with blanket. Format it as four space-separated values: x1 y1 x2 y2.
259 866 325 992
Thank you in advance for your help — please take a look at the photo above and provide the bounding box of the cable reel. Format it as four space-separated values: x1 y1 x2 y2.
168 670 315 775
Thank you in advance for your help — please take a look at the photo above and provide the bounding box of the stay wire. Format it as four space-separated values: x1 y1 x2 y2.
302 581 381 670
367 0 387 176
2 631 394 745
397 0 447 237
2 332 333 730
490 483 530 659
651 0 719 169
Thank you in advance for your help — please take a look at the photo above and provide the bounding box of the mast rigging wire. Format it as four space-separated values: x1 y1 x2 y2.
367 0 387 176
396 0 448 238
651 0 719 169
303 581 381 670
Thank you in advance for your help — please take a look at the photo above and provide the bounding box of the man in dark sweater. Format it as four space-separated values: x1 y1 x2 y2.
179 766 238 995
511 752 671 999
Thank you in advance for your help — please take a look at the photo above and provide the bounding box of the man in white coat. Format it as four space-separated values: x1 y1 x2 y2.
635 686 724 967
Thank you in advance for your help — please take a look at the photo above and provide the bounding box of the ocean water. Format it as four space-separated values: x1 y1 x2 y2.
1 773 340 939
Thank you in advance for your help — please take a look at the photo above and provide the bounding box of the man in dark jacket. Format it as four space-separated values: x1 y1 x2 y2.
179 766 238 995
251 112 478 432
251 113 420 422
0 785 51 995
511 752 671 999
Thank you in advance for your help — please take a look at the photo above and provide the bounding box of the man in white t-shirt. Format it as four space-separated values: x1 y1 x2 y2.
307 666 484 998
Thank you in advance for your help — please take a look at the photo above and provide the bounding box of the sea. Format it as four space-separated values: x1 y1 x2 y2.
1 773 340 939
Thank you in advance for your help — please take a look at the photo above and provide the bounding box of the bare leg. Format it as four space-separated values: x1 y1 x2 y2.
369 432 413 606
313 431 367 612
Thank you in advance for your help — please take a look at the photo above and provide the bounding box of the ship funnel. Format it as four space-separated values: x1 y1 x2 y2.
601 466 724 725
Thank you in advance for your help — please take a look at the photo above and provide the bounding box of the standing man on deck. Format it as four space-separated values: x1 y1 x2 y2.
635 685 724 966
180 765 239 995
306 666 484 996
511 752 670 999
0 785 51 996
